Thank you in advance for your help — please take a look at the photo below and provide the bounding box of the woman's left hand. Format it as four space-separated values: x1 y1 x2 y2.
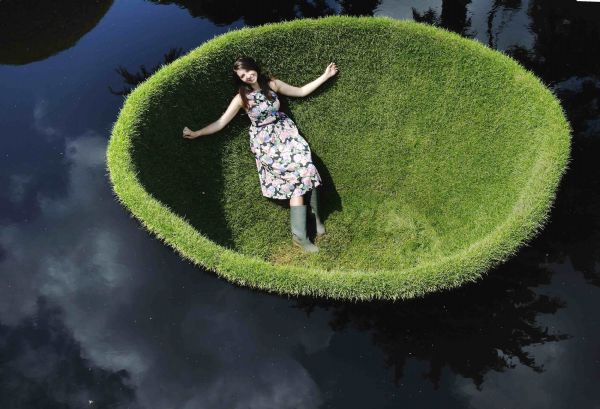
324 62 338 79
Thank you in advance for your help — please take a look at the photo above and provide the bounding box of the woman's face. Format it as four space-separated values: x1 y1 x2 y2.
235 68 258 86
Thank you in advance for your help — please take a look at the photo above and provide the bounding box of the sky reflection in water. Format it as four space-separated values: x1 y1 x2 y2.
0 0 599 408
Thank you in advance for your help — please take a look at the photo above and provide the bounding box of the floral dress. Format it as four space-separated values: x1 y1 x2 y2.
246 89 322 199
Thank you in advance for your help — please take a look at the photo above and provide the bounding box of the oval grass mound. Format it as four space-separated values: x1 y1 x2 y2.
107 16 571 301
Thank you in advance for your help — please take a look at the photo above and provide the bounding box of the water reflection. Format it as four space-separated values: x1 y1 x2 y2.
338 0 382 16
148 0 381 26
0 298 136 408
0 0 114 65
508 0 600 82
109 47 185 96
1 0 599 406
485 0 522 48
539 75 600 286
412 0 473 36
0 131 332 408
295 247 570 389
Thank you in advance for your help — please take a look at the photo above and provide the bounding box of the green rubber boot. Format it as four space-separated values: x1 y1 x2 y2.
309 188 326 237
290 205 319 253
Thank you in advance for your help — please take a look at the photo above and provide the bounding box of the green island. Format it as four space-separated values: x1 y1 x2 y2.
107 15 571 300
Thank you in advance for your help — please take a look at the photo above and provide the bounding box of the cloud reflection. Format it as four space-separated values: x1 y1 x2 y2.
0 128 331 408
32 98 60 139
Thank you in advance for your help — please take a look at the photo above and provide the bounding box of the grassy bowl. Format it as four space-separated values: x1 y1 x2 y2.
107 16 571 301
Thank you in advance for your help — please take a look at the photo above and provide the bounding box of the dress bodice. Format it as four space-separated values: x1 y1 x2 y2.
246 89 285 127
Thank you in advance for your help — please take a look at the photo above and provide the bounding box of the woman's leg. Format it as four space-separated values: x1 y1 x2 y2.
290 195 304 206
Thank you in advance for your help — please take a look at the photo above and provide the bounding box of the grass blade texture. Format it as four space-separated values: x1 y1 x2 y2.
107 16 571 301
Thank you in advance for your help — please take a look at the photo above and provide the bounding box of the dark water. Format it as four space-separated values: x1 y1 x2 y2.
1 1 599 408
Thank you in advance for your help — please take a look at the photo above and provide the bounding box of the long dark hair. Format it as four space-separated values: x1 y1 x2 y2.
232 56 276 111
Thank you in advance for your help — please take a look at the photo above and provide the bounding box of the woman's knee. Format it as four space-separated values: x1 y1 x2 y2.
290 195 304 206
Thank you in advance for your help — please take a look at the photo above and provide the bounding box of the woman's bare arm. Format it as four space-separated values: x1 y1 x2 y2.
271 62 338 98
183 94 243 139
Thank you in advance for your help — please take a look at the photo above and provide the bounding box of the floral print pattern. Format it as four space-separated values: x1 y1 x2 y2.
246 89 322 199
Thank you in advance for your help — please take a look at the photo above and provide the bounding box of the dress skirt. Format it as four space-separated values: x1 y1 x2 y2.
249 113 322 199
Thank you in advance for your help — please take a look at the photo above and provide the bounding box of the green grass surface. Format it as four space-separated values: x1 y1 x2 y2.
106 16 571 300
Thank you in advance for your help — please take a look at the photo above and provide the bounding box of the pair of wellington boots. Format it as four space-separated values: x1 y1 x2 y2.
291 189 326 253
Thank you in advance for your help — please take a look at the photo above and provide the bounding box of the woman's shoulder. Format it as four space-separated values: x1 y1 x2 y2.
232 92 244 105
268 78 279 92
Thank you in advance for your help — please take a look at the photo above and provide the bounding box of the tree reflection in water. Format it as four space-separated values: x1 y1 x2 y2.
412 0 473 37
295 249 569 389
0 0 114 65
109 48 185 96
149 0 382 26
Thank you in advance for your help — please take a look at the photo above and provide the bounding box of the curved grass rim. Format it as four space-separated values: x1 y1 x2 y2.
106 16 571 301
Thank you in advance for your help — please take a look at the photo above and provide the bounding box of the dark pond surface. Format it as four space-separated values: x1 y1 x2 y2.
1 0 599 408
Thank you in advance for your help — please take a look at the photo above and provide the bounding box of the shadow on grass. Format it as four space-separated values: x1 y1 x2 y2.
132 125 238 249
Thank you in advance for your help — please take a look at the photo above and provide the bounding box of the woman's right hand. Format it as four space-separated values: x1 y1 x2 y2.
182 126 196 139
